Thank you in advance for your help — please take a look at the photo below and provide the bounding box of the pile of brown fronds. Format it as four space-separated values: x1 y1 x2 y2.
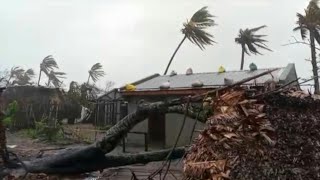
183 88 320 180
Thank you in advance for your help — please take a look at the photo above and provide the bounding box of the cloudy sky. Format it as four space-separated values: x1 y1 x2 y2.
0 0 313 89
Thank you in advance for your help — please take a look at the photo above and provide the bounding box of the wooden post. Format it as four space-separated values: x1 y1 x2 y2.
122 137 126 153
144 133 148 152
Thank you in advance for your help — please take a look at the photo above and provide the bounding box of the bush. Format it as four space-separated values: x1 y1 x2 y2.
2 100 18 126
25 117 63 142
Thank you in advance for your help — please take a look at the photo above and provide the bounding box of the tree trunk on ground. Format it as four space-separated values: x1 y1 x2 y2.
3 101 174 175
164 35 187 75
240 44 245 70
37 70 42 86
310 31 320 94
23 147 185 174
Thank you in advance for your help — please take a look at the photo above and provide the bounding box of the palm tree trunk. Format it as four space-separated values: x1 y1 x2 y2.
163 35 187 75
240 44 245 70
310 31 320 94
37 70 42 86
47 78 50 87
87 75 90 85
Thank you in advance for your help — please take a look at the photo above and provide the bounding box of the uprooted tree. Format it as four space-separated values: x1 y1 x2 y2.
3 69 320 180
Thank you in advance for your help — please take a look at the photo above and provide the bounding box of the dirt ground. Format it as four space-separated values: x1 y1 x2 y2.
5 124 184 180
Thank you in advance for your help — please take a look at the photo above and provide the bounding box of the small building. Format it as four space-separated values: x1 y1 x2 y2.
94 89 127 127
119 63 299 148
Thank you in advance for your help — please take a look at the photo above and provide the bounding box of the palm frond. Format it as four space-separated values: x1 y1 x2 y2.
25 69 35 77
13 68 35 86
10 66 25 78
313 30 320 44
53 71 66 78
253 43 273 52
235 26 271 56
293 25 308 40
40 55 59 74
182 6 216 50
247 42 261 55
243 45 250 55
249 25 267 32
89 63 105 83
190 6 215 27
308 0 320 11
47 70 66 88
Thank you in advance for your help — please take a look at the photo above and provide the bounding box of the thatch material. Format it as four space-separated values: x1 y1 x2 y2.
183 88 320 179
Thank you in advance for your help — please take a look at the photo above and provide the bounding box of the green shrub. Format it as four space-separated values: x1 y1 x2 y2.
21 117 64 142
1 100 18 126
34 117 63 141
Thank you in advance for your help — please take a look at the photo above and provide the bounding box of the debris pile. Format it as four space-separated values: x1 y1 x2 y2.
184 88 320 179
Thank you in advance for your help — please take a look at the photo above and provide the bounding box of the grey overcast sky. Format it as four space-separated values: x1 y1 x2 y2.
0 0 313 88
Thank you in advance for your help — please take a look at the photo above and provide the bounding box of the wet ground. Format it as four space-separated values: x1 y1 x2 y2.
5 127 184 180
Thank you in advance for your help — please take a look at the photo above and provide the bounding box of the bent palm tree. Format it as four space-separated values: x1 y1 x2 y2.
235 25 272 70
7 66 25 85
87 63 105 84
13 68 35 85
38 55 58 86
163 6 216 75
46 71 66 88
294 0 320 94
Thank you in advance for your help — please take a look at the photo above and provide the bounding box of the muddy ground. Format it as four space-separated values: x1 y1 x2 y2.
5 125 184 180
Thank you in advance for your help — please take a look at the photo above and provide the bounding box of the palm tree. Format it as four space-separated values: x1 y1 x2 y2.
46 71 66 88
13 68 35 85
38 55 58 86
7 66 25 85
294 0 320 94
235 25 272 71
163 6 216 75
87 63 105 84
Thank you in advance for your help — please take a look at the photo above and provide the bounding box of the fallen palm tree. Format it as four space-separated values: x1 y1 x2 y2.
183 87 320 179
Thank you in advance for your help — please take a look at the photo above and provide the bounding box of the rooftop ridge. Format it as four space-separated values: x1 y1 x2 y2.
160 67 282 77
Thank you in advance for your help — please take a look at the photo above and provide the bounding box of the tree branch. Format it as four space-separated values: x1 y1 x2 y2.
96 101 168 153
282 36 320 51
167 105 207 123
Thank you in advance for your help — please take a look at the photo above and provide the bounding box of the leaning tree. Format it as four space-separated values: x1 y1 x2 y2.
235 25 271 70
293 0 320 94
87 63 105 85
37 55 59 86
163 6 216 75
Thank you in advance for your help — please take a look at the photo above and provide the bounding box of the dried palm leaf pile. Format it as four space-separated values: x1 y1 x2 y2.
184 87 320 179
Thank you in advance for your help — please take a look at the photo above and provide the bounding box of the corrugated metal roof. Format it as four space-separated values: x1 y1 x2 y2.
135 68 285 90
